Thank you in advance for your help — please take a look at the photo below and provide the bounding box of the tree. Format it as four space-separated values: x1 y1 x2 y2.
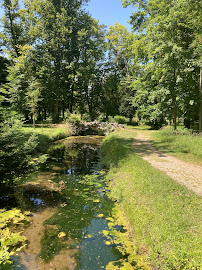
107 23 134 76
1 0 27 57
106 23 136 119
26 77 42 128
75 15 106 120
122 0 202 130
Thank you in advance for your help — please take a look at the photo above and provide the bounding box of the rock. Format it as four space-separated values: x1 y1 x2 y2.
72 121 124 136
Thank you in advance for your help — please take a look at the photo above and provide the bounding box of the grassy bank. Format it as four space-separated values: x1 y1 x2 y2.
19 124 73 171
151 127 202 164
101 129 202 269
5 124 72 184
20 124 72 150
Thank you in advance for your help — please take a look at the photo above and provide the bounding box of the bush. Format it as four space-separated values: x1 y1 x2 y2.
107 115 128 124
97 114 106 122
107 116 116 123
81 113 91 122
114 115 128 124
0 112 39 185
130 117 138 126
67 113 81 125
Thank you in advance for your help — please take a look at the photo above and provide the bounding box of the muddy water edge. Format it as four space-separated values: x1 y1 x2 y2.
1 136 123 270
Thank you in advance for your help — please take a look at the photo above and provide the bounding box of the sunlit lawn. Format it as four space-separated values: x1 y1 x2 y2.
101 129 202 269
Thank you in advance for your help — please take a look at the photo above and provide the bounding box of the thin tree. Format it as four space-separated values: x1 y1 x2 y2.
26 78 42 128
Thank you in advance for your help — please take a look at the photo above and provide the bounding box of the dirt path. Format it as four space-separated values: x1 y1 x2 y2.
133 131 202 196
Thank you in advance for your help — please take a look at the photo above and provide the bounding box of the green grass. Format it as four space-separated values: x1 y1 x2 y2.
20 124 72 152
21 124 72 141
128 125 152 130
101 131 202 269
101 129 135 168
151 126 202 164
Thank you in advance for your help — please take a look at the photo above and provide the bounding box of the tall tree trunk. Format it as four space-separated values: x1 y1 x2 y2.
173 95 177 131
7 4 20 57
69 103 73 113
199 67 202 132
172 55 177 131
33 111 36 129
62 107 65 119
53 99 59 123
44 108 47 120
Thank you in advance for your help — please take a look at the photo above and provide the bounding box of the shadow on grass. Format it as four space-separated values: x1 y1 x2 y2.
151 140 185 155
101 135 134 168
127 125 153 130
133 138 170 157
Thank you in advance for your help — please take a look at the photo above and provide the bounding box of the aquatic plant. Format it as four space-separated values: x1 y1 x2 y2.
104 205 150 270
0 209 30 265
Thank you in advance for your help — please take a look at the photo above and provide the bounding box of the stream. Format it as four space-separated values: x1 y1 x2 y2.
1 136 122 270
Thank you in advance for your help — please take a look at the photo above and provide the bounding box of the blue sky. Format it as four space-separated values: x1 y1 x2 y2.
85 0 134 30
0 0 135 30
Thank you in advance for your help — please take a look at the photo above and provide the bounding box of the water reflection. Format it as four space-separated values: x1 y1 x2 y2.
49 141 101 176
2 136 122 270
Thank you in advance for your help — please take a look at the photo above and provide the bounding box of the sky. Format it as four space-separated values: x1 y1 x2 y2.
0 0 135 29
84 0 134 30
0 0 135 30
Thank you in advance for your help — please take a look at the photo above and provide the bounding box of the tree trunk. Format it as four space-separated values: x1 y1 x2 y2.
33 111 36 129
172 54 177 131
44 108 47 120
53 99 59 123
199 67 202 132
62 107 65 119
69 103 73 114
173 95 177 131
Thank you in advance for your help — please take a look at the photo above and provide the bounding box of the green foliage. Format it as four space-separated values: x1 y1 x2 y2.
0 110 39 184
0 56 9 85
107 116 116 123
67 113 81 125
26 77 42 128
0 209 30 265
0 208 30 229
102 130 202 269
120 0 202 131
114 116 128 124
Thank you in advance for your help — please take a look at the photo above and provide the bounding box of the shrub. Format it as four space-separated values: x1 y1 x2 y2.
97 114 106 122
81 113 91 122
67 113 81 125
0 112 39 185
114 115 128 124
107 116 116 123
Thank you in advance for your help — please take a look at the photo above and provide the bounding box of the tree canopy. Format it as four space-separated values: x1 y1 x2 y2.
0 0 201 129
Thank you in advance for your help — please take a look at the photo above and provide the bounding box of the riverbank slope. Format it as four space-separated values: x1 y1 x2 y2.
101 128 202 269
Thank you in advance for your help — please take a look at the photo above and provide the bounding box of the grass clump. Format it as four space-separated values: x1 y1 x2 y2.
101 130 202 269
152 126 202 163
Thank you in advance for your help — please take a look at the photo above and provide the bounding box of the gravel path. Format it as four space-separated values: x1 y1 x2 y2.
133 131 202 196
